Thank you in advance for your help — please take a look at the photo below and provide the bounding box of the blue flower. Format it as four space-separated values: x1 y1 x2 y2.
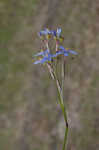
51 28 62 37
54 51 69 57
57 28 62 37
38 28 51 36
34 49 50 57
34 54 56 64
59 46 78 55
33 49 58 64
53 46 78 57
34 56 51 64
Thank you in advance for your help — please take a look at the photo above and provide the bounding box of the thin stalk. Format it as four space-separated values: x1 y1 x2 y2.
53 68 69 150
61 56 65 98
61 55 68 148
56 79 68 150
62 124 69 150
47 63 68 150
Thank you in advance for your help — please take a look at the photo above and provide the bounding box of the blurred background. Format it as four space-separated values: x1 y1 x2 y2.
0 0 99 149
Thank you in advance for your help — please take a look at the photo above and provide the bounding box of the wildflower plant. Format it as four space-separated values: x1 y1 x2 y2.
33 28 78 150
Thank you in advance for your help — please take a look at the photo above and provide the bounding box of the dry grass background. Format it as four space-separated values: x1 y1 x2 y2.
0 0 99 150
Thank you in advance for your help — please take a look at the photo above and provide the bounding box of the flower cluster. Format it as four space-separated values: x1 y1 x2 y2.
33 28 77 64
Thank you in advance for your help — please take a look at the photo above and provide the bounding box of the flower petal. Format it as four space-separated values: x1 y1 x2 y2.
34 54 53 64
39 28 51 36
34 49 50 57
59 46 78 55
59 45 65 51
34 57 47 64
68 50 78 55
34 59 42 64
51 30 56 36
34 51 44 57
64 53 69 56
57 28 62 37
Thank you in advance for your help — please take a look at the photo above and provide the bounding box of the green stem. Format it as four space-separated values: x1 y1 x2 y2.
62 124 68 150
57 83 68 150
61 56 64 99
54 70 68 150
47 64 68 150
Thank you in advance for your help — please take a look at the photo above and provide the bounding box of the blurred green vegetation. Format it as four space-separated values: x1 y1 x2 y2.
0 0 38 149
0 0 38 112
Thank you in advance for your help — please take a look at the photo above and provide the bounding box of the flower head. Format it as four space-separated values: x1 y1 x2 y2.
59 46 78 55
38 28 51 36
51 28 64 43
33 49 58 64
52 28 62 37
33 28 78 65
53 46 78 57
